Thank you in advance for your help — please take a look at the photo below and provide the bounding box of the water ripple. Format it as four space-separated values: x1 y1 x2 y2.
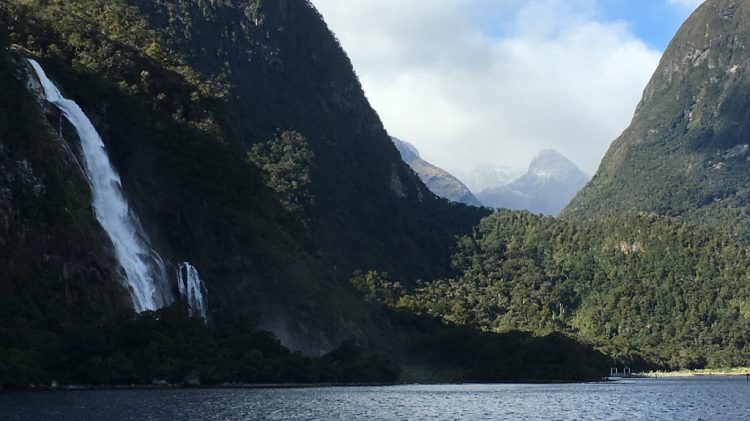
2 378 750 420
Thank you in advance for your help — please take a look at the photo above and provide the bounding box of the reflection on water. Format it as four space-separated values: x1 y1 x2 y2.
2 377 750 420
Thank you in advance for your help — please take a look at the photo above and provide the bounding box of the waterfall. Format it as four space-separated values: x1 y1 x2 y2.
28 59 172 312
177 263 209 320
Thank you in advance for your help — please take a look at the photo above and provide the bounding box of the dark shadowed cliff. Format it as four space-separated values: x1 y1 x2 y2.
126 0 489 280
0 0 491 357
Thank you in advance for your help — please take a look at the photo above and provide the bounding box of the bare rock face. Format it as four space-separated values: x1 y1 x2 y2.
565 0 750 238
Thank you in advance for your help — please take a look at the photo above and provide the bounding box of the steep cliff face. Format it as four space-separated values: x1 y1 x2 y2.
1 0 380 354
0 49 132 347
565 0 750 237
125 0 489 280
0 0 490 355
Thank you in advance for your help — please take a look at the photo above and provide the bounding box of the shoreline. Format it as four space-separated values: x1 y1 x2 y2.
638 368 750 378
0 382 401 392
1 378 607 392
10 371 750 390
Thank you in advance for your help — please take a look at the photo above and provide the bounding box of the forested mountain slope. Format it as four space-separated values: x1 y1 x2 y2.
0 0 377 355
565 0 750 239
125 0 489 279
372 0 750 370
365 211 750 369
0 0 508 374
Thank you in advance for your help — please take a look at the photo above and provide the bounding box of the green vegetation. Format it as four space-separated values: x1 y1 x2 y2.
10 0 750 387
564 0 750 241
0 305 400 387
248 130 315 217
0 299 612 387
395 321 608 382
0 20 137 384
1 0 374 354
358 211 750 370
0 0 609 387
0 0 488 349
124 0 490 280
529 0 750 369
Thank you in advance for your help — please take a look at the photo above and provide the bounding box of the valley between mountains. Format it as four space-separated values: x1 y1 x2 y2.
1 0 749 387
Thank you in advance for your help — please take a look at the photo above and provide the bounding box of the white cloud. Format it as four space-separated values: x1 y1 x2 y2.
311 0 662 180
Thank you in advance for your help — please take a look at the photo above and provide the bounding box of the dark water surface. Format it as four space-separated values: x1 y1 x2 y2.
2 377 749 420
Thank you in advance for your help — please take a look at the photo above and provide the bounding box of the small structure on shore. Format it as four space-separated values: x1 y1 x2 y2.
609 367 632 378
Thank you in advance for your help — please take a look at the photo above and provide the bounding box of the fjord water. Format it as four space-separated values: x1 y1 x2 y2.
3 378 749 420
28 59 171 312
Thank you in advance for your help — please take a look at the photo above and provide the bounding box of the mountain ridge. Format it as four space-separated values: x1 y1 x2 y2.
125 0 490 280
564 0 750 238
478 149 589 216
0 0 495 357
391 137 481 207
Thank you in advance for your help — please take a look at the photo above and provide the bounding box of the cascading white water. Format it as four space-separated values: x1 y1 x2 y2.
177 262 209 320
28 59 171 312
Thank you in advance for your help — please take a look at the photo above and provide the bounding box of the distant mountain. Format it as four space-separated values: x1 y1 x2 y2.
564 0 750 239
392 137 481 207
477 149 589 216
458 165 525 193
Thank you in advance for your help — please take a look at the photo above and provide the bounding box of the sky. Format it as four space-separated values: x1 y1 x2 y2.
310 0 705 190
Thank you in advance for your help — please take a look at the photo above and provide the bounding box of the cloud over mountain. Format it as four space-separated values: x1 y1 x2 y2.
311 0 697 176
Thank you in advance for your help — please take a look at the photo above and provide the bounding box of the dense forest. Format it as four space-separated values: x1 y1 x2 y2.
0 301 610 387
0 304 403 387
0 0 379 354
356 211 750 370
5 0 750 388
0 0 611 387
